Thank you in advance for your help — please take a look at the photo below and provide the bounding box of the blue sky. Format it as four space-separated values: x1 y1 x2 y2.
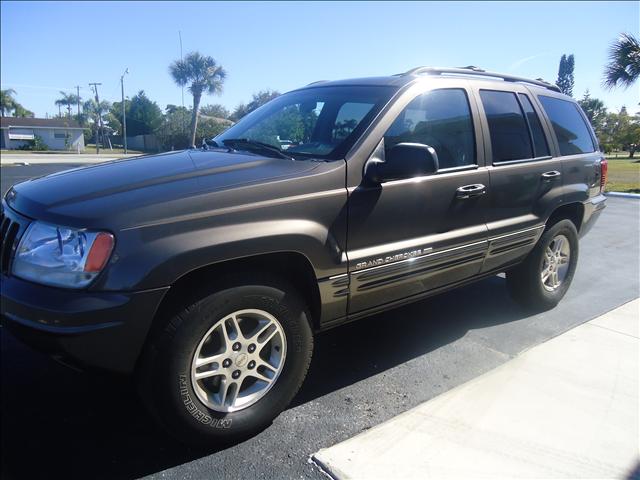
1 1 638 118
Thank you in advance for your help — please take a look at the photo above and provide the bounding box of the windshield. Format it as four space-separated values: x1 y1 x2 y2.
215 85 395 160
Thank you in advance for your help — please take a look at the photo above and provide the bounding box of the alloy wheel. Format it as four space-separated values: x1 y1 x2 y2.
190 309 287 412
541 234 571 292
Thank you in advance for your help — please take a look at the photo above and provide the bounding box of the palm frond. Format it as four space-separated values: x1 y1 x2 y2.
603 33 640 89
170 51 227 97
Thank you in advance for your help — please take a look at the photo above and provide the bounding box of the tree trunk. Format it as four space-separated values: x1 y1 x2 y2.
190 91 202 148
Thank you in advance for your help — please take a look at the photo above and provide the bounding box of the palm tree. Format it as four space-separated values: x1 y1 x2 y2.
13 104 34 118
83 99 111 145
603 33 640 89
55 91 81 118
169 51 227 147
0 88 17 117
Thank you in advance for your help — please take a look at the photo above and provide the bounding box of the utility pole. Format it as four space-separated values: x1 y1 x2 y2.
179 31 184 111
89 82 102 154
75 85 81 120
179 31 185 138
120 68 129 154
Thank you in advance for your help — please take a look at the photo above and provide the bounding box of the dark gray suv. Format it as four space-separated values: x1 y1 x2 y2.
0 66 607 444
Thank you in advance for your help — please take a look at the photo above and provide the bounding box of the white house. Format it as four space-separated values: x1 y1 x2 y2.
0 117 85 151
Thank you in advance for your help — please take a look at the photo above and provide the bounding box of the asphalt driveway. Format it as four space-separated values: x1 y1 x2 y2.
1 164 638 480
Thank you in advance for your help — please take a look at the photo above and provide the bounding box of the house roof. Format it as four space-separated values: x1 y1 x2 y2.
0 117 84 129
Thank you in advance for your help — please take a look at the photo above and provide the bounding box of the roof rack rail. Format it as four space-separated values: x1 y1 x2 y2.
398 66 561 92
306 80 328 86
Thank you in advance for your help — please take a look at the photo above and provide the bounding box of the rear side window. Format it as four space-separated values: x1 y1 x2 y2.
539 96 596 156
518 94 550 157
480 90 532 162
384 88 476 169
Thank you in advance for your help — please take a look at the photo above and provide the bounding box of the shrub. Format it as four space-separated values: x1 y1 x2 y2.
16 134 48 151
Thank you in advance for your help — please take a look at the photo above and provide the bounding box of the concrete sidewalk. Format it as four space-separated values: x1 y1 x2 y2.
313 299 640 479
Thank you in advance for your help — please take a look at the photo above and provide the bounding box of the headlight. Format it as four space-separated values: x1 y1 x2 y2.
12 221 114 288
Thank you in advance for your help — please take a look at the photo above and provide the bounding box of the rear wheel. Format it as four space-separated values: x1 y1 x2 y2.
138 275 313 445
506 219 579 310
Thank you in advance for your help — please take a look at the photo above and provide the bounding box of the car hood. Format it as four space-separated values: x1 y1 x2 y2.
6 149 321 229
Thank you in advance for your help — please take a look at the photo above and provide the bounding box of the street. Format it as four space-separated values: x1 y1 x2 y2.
1 164 639 480
0 153 140 166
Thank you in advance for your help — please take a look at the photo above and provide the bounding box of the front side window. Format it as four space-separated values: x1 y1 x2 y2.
539 95 596 156
384 89 476 169
215 86 394 160
480 90 533 162
332 102 375 142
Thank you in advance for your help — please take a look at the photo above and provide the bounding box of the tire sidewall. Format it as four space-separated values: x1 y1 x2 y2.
152 282 312 442
532 220 579 306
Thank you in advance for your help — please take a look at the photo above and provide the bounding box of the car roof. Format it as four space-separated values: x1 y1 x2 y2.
299 66 562 95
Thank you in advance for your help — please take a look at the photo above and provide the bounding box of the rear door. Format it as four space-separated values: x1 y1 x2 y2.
473 85 564 272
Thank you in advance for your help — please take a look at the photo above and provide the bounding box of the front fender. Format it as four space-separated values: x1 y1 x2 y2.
99 219 342 291
88 160 349 292
94 177 349 291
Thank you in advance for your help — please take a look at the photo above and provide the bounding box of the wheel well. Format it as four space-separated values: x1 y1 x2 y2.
546 203 584 232
153 252 322 329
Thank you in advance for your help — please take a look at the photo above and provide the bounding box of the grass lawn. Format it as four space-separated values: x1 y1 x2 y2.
605 153 640 194
83 144 145 155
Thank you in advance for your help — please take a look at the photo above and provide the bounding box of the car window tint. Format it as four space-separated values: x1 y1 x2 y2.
539 95 596 156
384 89 476 169
480 90 533 162
518 93 550 158
333 102 375 141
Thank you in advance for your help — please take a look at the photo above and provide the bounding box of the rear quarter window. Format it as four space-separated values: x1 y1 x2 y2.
538 96 596 156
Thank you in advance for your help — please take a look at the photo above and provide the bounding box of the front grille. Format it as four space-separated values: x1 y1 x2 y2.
0 204 30 275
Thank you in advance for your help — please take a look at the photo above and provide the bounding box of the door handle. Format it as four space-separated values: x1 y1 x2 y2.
541 170 562 181
456 183 486 199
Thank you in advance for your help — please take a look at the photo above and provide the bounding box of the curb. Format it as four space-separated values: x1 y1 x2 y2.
605 191 640 199
312 299 640 480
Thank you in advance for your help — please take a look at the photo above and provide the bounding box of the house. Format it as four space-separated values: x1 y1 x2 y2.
0 117 85 151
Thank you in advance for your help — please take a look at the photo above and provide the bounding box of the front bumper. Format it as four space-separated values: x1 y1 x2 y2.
1 274 168 374
580 193 607 238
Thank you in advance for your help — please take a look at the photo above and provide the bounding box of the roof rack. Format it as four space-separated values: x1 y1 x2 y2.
306 80 328 86
398 66 561 93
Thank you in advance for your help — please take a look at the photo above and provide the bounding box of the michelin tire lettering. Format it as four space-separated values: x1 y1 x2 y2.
179 375 232 429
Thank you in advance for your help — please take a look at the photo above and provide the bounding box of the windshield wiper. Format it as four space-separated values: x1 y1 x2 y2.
222 138 294 160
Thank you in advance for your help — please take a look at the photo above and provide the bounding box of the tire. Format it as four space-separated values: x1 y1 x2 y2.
506 219 579 310
137 274 313 445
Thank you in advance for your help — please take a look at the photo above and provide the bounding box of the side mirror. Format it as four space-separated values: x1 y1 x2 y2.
366 142 439 183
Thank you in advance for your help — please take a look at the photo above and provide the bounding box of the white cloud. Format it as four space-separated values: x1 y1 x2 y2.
508 53 550 72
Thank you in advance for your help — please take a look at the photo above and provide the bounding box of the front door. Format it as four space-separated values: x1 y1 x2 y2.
346 86 490 314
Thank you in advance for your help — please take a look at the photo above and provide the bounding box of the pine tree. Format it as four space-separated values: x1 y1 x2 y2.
556 54 575 96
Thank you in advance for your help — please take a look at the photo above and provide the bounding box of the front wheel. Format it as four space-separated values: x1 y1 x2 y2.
138 275 314 445
506 219 579 310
